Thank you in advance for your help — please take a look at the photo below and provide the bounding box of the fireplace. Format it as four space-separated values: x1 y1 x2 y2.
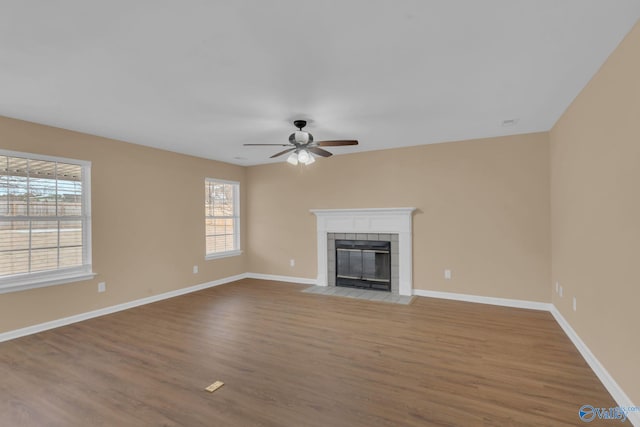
310 208 416 296
336 240 391 291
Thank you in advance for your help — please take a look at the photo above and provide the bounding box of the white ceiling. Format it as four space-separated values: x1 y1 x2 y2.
1 1 639 166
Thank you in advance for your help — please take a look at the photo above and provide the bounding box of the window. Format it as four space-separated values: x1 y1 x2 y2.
205 179 240 259
0 150 94 293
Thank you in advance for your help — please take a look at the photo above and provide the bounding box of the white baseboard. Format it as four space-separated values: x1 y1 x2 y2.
549 306 639 426
412 288 552 311
0 272 311 344
245 272 317 285
0 273 248 343
411 288 637 425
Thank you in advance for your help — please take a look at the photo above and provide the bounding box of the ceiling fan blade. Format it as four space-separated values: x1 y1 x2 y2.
315 140 359 146
244 143 292 146
308 147 333 157
270 147 296 158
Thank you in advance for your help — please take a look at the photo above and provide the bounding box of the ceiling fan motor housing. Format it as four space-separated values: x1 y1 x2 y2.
289 131 313 145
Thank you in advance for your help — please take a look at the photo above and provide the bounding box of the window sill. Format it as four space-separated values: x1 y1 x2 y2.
205 249 243 261
0 270 97 294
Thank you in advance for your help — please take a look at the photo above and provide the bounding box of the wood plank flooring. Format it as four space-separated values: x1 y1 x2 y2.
0 279 623 426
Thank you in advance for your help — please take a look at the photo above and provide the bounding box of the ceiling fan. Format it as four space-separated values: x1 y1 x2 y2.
244 120 358 165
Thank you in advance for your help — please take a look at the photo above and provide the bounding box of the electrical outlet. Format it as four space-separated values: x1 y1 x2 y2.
573 297 577 311
559 285 563 297
290 259 295 267
444 269 452 280
98 282 106 293
193 265 198 274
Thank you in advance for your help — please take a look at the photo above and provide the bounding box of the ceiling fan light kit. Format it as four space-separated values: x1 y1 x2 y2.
298 149 310 163
305 153 315 165
286 149 315 166
286 152 298 165
244 119 358 166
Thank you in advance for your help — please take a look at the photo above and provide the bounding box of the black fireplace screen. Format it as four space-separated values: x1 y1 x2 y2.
335 240 391 291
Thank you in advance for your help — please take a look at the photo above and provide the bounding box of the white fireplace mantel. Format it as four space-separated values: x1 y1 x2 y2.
310 208 416 296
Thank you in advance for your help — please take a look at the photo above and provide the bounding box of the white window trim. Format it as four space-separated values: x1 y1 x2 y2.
0 149 95 294
205 249 243 261
205 178 241 260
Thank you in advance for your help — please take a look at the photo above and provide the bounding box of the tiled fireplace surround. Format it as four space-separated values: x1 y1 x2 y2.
327 233 400 294
310 208 416 296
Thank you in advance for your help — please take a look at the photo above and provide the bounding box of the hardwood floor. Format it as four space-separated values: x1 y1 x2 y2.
0 279 623 426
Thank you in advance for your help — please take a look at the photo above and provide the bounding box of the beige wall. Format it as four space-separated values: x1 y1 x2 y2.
247 133 550 302
0 116 247 333
550 21 640 403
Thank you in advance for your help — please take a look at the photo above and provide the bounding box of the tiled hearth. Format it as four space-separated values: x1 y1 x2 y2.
302 285 413 305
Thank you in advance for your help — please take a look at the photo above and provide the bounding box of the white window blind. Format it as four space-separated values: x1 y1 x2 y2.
0 150 93 293
205 179 240 258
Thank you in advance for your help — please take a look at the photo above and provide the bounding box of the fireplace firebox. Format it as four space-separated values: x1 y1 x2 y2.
335 240 391 291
